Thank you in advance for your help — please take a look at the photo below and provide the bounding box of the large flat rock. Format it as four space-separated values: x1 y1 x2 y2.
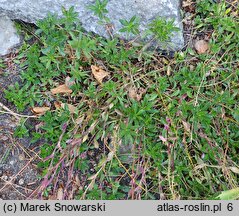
0 0 184 53
0 15 20 56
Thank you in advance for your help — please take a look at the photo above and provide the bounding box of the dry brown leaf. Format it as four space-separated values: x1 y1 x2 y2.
182 0 193 8
31 106 50 115
167 65 171 76
229 167 239 174
54 101 62 109
91 65 110 84
107 151 114 161
128 87 137 100
182 120 191 132
75 116 84 125
182 0 195 13
65 76 75 88
128 86 146 101
51 84 72 95
48 195 57 200
56 187 64 200
35 122 44 131
194 163 206 170
61 103 77 114
82 134 89 143
54 101 77 114
94 139 99 149
194 40 209 54
75 175 81 187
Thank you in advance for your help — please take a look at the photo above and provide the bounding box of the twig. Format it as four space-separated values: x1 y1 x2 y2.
0 102 37 119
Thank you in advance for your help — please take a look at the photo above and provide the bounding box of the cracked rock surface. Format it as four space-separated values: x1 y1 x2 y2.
0 0 184 50
0 15 20 56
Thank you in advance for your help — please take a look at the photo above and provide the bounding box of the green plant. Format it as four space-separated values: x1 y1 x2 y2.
119 15 140 38
68 31 96 60
146 17 179 42
0 58 6 69
4 82 38 112
5 3 239 200
88 0 110 22
14 120 29 138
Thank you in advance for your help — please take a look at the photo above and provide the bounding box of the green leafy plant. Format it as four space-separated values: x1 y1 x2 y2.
68 31 96 60
88 0 110 22
119 15 140 38
4 82 37 112
148 17 179 41
4 3 239 200
14 120 29 138
0 58 6 69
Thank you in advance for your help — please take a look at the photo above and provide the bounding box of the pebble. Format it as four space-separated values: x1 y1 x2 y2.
18 154 25 161
9 160 16 166
2 175 8 181
18 178 24 185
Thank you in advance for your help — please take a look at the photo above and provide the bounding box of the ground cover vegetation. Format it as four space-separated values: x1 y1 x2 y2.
1 0 239 199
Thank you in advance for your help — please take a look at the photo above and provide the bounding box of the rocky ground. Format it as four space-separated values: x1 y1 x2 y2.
0 52 40 199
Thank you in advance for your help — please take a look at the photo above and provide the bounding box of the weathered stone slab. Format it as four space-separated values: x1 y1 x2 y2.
0 0 184 51
0 15 20 56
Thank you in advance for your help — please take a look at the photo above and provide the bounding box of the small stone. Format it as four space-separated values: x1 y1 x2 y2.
9 160 16 166
18 178 24 185
8 122 18 128
2 175 8 181
18 154 25 161
194 40 209 54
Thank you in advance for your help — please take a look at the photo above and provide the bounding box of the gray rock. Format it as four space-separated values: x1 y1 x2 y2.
18 178 25 186
0 0 184 50
0 15 20 56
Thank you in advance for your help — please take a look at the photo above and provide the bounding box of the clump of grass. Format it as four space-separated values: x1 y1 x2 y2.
4 0 239 200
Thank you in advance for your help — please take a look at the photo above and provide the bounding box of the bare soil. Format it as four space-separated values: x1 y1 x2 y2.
0 52 40 199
